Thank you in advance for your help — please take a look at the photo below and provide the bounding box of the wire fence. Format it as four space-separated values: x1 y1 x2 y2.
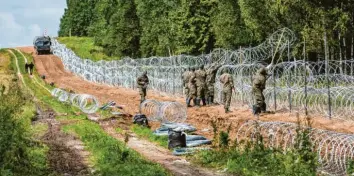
237 120 354 176
51 28 354 120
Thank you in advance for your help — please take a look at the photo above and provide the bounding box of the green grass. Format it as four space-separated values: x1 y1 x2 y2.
131 125 169 149
57 37 118 61
0 49 51 175
62 121 169 176
10 49 169 176
192 127 318 176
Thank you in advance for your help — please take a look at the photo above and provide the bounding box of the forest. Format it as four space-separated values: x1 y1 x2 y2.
58 0 354 60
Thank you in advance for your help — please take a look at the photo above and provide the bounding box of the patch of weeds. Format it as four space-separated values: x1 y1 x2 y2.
131 125 168 148
193 119 318 176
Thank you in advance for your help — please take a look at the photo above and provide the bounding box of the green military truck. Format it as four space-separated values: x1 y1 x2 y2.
33 36 52 55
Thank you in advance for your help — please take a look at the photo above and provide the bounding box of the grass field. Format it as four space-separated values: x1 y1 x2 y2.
57 37 119 61
8 49 169 176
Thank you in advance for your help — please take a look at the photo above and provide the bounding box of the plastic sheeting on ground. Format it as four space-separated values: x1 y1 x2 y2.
172 147 210 156
153 123 197 136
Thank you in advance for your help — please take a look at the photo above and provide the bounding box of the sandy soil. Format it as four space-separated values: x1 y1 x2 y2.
18 46 354 141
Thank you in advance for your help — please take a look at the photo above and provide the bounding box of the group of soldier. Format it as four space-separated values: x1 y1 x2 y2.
136 65 270 115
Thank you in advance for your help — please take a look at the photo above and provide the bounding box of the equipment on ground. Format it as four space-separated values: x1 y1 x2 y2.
168 129 186 149
133 114 149 126
33 36 52 55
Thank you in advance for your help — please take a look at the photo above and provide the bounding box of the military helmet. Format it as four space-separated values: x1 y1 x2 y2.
191 67 196 71
258 67 267 75
200 65 204 69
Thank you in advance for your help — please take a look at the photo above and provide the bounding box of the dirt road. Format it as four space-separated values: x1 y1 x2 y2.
18 46 354 140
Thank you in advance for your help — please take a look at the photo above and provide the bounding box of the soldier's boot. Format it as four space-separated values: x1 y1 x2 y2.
196 98 201 107
261 103 267 113
202 98 207 106
193 99 197 107
206 96 211 106
252 105 261 116
186 98 192 107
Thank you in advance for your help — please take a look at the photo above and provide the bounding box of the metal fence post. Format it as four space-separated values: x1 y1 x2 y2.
287 41 292 112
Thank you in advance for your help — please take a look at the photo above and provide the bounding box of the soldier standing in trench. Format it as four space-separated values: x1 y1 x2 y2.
205 64 222 106
187 67 197 107
137 71 149 103
220 68 234 113
182 67 192 105
252 67 270 115
195 65 207 107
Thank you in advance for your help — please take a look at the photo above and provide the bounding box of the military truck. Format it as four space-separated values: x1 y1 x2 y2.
33 36 52 55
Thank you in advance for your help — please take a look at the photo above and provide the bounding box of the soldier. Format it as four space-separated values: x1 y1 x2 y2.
28 62 34 75
137 71 149 103
187 67 197 107
220 68 234 113
195 65 207 107
25 63 29 73
252 67 270 114
182 67 192 105
205 64 222 105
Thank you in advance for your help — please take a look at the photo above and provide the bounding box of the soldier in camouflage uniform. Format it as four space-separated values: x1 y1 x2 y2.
220 68 234 113
205 64 222 105
182 67 192 105
187 67 197 107
137 71 149 103
252 67 269 114
195 65 207 107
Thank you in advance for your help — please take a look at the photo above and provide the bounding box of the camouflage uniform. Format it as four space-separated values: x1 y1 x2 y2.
205 65 221 105
252 67 268 113
182 68 192 102
220 70 234 113
195 65 207 106
137 71 149 103
187 68 197 107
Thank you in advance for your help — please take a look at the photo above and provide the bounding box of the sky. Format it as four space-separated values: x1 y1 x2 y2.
0 0 67 48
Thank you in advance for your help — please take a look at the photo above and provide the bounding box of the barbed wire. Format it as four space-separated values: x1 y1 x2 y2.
236 120 354 176
51 88 99 114
140 99 187 123
50 28 354 120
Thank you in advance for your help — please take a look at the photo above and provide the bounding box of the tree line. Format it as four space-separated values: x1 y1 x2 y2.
59 0 354 61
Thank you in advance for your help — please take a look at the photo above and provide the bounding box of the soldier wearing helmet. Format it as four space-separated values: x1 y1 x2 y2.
137 71 149 103
187 67 197 107
182 67 192 104
252 67 270 114
195 65 207 107
205 64 222 105
219 67 234 113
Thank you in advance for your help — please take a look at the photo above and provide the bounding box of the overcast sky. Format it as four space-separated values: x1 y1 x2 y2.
0 0 66 48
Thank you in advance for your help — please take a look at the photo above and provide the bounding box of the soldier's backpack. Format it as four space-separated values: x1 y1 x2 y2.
168 129 186 149
133 114 149 126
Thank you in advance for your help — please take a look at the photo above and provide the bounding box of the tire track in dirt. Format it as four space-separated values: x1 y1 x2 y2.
36 108 92 176
17 46 354 139
10 48 92 176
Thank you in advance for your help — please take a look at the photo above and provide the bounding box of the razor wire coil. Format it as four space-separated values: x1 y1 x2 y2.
50 28 354 120
140 99 187 123
236 120 354 176
51 88 99 114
